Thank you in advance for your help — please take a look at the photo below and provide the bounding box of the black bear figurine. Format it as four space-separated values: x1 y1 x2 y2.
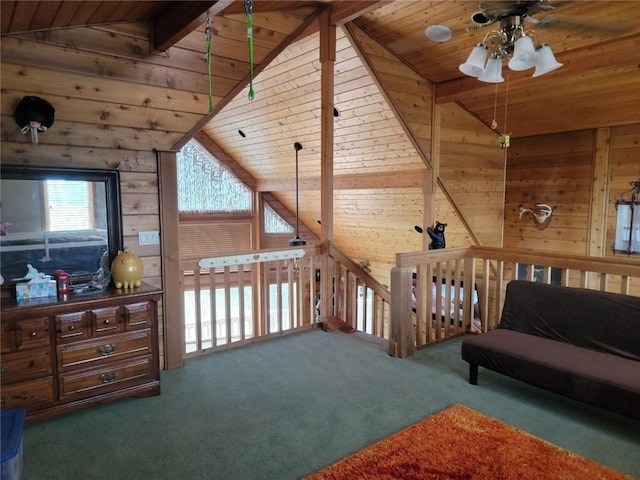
427 221 447 250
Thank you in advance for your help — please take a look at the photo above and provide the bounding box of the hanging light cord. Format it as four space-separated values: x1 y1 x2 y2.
490 82 498 130
244 0 255 101
503 73 510 134
205 15 213 114
295 146 300 238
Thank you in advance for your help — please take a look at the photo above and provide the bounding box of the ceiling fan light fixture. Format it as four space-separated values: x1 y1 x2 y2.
425 24 452 42
458 44 488 77
479 57 505 83
532 44 563 77
508 35 539 71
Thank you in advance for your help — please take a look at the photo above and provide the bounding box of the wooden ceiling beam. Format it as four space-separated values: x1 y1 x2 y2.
330 1 391 26
257 169 427 192
152 0 225 52
194 132 257 191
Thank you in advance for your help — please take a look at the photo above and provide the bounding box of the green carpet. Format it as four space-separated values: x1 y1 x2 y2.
23 330 640 479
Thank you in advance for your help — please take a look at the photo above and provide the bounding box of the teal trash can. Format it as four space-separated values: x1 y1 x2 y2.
1 408 25 480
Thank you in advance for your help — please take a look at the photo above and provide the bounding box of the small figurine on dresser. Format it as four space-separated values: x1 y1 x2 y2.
111 250 143 289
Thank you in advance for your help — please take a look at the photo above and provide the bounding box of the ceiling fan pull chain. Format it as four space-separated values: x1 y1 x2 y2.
205 15 213 114
500 74 511 149
245 0 255 101
490 82 498 130
503 73 510 132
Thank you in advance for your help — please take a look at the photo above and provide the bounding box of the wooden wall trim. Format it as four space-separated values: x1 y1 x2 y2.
158 152 184 369
588 127 611 257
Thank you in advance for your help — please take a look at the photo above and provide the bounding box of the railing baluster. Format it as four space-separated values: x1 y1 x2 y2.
425 263 433 343
621 275 630 295
238 265 246 340
194 267 202 350
453 260 462 335
224 266 231 345
495 260 505 331
600 272 608 292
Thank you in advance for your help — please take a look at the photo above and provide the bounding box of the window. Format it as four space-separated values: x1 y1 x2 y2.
45 180 93 231
264 204 293 234
177 140 252 213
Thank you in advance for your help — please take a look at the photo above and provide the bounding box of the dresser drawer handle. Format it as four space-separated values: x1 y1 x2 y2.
104 319 110 325
98 344 116 356
99 372 117 383
68 325 76 331
0 364 5 376
29 331 37 337
0 396 8 406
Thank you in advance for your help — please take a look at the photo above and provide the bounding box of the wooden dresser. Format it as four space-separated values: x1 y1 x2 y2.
1 283 162 422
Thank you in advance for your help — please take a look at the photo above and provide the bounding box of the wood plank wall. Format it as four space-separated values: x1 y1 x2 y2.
1 25 169 366
330 25 432 287
504 124 640 265
438 103 506 248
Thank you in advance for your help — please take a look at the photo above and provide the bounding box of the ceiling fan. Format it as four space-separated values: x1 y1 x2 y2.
425 0 633 43
425 0 635 83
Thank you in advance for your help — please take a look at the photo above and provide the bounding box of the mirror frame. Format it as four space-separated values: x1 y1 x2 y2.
0 164 123 290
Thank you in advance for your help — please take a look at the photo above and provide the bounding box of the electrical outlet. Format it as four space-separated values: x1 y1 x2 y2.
138 230 160 245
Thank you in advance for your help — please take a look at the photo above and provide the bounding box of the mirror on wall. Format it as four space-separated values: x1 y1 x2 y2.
0 165 123 287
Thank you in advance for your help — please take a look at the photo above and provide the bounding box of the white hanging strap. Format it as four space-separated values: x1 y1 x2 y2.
20 121 47 145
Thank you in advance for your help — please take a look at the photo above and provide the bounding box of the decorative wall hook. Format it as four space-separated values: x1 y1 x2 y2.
519 204 553 224
14 96 55 144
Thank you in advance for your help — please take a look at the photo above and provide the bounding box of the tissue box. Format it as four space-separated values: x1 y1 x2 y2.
16 280 57 300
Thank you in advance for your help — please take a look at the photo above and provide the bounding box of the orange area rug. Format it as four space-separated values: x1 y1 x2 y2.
305 404 632 480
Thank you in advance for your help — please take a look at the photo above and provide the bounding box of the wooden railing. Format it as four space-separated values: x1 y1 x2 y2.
181 245 321 357
180 242 392 357
180 242 638 359
390 246 640 358
326 242 391 339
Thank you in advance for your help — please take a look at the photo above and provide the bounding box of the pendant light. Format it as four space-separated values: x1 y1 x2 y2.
289 142 306 246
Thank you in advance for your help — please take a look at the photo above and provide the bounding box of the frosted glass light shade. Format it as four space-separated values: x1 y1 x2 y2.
479 57 504 83
613 202 640 254
532 45 563 77
508 35 539 71
459 44 487 77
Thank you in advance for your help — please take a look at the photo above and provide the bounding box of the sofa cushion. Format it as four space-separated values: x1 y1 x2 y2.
462 329 640 420
497 281 640 361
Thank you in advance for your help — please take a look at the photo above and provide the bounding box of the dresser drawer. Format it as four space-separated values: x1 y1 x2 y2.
1 322 13 353
56 311 90 343
57 330 152 371
0 347 53 383
58 355 154 400
0 377 55 409
124 302 153 330
91 306 125 336
17 317 51 350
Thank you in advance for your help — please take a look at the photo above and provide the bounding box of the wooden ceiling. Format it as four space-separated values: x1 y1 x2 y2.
3 0 638 139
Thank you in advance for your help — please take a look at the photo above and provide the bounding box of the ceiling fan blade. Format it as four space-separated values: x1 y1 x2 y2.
534 15 636 35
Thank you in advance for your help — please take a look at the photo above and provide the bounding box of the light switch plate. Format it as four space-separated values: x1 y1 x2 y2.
138 230 160 245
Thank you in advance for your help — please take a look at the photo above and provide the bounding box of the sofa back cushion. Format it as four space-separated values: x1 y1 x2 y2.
498 280 640 361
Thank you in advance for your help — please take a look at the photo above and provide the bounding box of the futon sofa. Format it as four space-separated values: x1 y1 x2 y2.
461 280 640 420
